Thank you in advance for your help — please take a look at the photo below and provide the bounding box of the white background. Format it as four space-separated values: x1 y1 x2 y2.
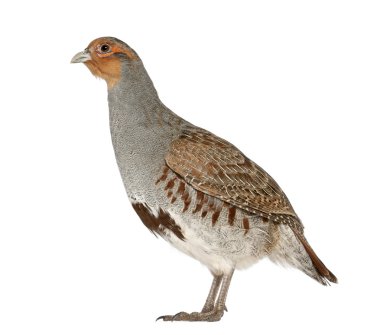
1 1 379 334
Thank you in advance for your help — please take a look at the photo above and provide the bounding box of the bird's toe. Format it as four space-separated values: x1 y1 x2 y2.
156 309 224 322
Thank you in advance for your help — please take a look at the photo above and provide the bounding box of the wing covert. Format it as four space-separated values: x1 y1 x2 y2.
165 128 300 226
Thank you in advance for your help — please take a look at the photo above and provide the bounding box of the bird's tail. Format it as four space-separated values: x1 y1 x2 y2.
291 227 338 285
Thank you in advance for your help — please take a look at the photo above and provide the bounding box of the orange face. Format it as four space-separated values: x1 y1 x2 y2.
71 37 138 88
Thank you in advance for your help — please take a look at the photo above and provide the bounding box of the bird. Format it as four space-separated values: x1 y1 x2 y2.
71 37 337 322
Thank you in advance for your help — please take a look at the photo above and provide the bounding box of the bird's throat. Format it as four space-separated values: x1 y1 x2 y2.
85 58 121 89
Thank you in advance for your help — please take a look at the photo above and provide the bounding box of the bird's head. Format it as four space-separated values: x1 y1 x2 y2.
71 37 139 88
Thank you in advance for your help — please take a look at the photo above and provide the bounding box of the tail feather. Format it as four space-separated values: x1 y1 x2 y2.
291 227 338 285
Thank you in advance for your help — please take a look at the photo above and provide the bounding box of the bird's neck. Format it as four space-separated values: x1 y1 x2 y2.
107 60 188 165
107 60 182 128
108 61 157 122
106 61 186 201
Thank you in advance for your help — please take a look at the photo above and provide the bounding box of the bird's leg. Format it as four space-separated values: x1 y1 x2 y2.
201 274 223 313
213 270 234 315
157 270 234 322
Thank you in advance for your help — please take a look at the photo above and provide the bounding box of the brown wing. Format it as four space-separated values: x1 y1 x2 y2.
166 128 301 227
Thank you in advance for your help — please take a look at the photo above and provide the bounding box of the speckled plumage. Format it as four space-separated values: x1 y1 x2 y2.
72 37 337 322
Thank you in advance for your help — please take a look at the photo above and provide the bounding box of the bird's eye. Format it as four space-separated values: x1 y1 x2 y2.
100 44 110 53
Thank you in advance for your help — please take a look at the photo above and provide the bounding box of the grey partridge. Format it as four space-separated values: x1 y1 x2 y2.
71 37 337 322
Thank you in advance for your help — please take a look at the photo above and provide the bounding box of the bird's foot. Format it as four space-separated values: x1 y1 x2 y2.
156 308 224 322
201 304 214 313
201 303 228 313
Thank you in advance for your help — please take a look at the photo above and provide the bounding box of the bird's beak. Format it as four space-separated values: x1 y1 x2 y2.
71 49 91 63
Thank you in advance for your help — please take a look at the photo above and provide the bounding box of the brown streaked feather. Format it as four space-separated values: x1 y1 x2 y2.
211 210 221 225
177 181 186 195
132 203 185 241
155 166 169 184
242 217 250 235
228 207 236 226
181 191 191 212
164 178 175 191
165 128 301 228
192 191 206 214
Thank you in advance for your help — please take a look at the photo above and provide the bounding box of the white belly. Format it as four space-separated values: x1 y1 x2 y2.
163 210 267 275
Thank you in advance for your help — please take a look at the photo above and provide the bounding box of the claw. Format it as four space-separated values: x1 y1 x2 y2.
156 314 176 322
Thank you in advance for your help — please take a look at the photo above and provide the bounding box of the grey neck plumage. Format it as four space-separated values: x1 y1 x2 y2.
108 60 187 132
106 59 188 204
